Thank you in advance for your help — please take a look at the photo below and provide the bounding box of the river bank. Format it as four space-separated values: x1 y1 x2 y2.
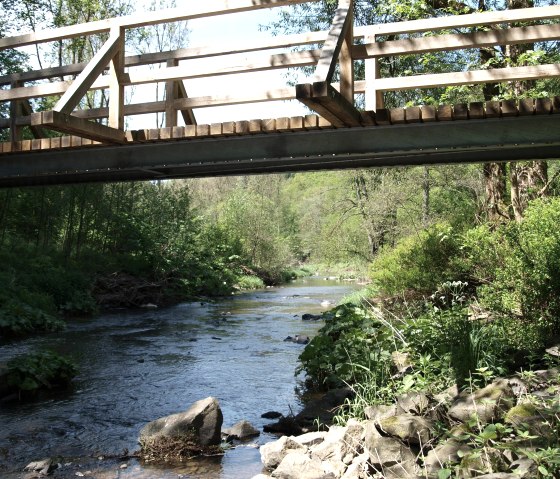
0 277 360 478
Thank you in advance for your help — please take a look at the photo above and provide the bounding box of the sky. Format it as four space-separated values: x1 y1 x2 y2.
127 4 310 127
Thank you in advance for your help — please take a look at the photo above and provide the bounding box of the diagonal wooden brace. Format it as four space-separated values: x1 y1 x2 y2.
296 81 362 127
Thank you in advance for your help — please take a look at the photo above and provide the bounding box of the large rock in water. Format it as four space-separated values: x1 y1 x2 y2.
139 397 223 460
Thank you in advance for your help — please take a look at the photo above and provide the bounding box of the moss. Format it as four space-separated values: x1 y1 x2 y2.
505 403 538 425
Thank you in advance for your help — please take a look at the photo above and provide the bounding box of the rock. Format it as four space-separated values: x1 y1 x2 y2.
293 431 328 448
396 392 430 416
262 411 283 419
309 425 348 477
139 396 223 456
302 313 322 321
263 415 305 436
140 303 158 309
24 459 56 475
510 457 537 478
545 344 560 357
365 435 419 477
223 420 260 440
504 402 552 436
458 447 509 477
433 385 459 406
379 414 434 445
423 439 471 474
283 335 310 344
271 452 335 479
260 436 307 470
363 404 397 423
471 474 519 479
295 388 354 427
448 379 514 424
341 453 370 479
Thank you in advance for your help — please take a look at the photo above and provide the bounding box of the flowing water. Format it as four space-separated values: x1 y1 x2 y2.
0 277 359 479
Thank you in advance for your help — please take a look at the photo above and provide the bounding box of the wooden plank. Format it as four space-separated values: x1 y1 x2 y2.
196 124 211 137
389 108 406 124
339 0 354 103
289 116 304 130
210 123 223 136
51 137 61 149
536 97 552 114
421 105 436 122
108 27 125 130
518 98 534 115
469 102 485 119
501 100 518 117
405 106 421 123
296 83 346 128
235 121 250 135
310 81 362 127
276 117 290 132
553 96 560 114
371 64 560 92
0 0 317 50
314 0 353 83
54 33 122 115
148 129 160 141
40 138 51 150
303 115 320 130
32 111 126 144
176 80 196 126
248 120 262 134
222 122 236 136
375 109 391 125
453 103 469 120
437 105 453 121
362 4 560 36
262 119 276 133
485 101 501 118
360 111 376 126
172 126 185 138
184 125 197 138
165 59 179 128
160 127 172 139
61 136 72 148
354 24 560 60
317 117 333 129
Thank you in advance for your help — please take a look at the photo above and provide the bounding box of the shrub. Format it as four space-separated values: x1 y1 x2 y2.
370 223 465 296
0 300 65 338
6 351 77 397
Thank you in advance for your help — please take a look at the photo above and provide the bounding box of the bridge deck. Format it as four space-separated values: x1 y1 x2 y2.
2 0 560 185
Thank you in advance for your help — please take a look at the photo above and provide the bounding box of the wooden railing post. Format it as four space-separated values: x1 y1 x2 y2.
165 59 179 128
365 34 384 111
9 81 23 144
339 0 354 103
108 25 125 130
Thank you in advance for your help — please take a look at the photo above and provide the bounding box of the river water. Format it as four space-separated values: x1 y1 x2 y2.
0 277 359 479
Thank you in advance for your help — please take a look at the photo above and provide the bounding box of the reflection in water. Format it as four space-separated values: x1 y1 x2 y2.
0 278 359 478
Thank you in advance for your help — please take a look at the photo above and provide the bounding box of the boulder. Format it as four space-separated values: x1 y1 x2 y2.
260 436 306 470
295 388 353 427
423 439 471 474
302 313 322 321
340 453 370 479
24 459 56 475
223 419 260 440
262 411 283 419
379 414 434 445
271 452 336 479
365 435 419 477
504 402 552 437
448 379 514 424
309 425 348 477
139 397 223 459
293 431 328 448
363 404 397 423
396 392 430 416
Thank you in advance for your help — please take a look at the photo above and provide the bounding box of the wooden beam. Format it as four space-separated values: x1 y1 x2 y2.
0 0 319 50
32 111 126 144
339 0 354 103
362 4 560 36
9 82 23 143
54 32 122 114
364 34 383 111
353 23 560 59
314 0 353 83
176 80 196 126
165 59 179 128
21 100 47 138
296 81 362 126
108 26 125 130
372 64 560 91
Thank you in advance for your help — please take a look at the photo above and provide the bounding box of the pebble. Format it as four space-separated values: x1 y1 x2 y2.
120 464 128 469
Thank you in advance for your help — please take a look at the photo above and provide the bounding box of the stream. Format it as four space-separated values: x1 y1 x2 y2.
0 277 359 478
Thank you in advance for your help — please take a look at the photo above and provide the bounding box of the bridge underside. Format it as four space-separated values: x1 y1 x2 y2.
0 114 559 187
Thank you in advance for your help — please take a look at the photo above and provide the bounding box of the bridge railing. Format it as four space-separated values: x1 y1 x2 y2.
1 0 560 146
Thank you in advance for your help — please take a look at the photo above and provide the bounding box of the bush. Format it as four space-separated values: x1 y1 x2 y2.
0 300 65 338
370 223 465 296
6 351 77 397
235 275 265 290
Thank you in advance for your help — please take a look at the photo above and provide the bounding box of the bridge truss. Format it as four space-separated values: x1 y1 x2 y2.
1 0 560 186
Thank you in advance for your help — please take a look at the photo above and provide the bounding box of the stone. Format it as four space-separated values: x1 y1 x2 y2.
139 397 223 448
396 392 430 415
505 402 553 436
260 436 307 470
363 404 397 423
545 344 560 357
448 379 514 424
262 411 283 419
341 453 370 479
295 388 353 427
293 431 327 448
472 474 519 479
510 457 537 478
223 420 260 440
423 439 471 474
365 435 419 474
379 414 434 445
302 313 322 321
309 425 349 477
433 385 459 406
24 459 56 475
271 452 336 479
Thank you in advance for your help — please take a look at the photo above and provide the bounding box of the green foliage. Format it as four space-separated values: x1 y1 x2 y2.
6 351 77 396
235 275 265 290
370 223 465 296
0 301 65 338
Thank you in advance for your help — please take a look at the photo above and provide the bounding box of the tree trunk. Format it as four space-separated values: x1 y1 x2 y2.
484 162 509 222
422 166 430 227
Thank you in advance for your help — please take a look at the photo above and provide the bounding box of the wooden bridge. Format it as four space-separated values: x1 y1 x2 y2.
1 0 560 186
